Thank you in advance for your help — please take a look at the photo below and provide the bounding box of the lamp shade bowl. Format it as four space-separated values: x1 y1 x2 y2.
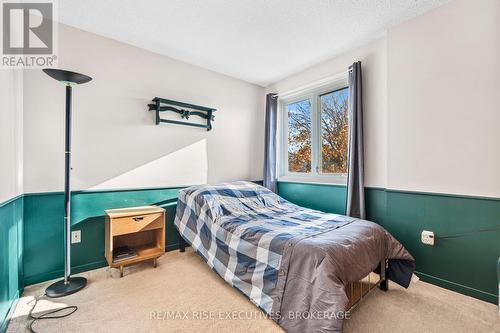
43 68 92 85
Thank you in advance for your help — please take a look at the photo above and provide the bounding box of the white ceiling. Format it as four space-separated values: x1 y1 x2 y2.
58 0 449 86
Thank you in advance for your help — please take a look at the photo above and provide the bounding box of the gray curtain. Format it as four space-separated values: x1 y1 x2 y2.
263 93 278 192
346 61 365 219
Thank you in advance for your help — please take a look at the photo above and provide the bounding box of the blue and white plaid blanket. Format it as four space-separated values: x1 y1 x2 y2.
174 181 355 313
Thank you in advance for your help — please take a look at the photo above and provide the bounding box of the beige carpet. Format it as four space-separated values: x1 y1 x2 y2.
8 249 499 333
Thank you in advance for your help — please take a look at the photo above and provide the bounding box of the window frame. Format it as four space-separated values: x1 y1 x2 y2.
278 76 349 185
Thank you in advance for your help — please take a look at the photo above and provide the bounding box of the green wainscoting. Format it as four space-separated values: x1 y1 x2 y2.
382 190 499 304
277 181 348 214
277 181 500 304
23 187 183 286
0 196 23 333
2 180 498 331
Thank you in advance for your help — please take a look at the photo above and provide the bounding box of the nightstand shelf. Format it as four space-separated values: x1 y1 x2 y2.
105 206 166 277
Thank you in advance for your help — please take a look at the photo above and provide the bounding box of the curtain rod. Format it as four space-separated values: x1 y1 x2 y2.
273 68 351 99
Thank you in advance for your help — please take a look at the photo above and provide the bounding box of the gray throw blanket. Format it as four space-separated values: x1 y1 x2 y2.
272 218 415 332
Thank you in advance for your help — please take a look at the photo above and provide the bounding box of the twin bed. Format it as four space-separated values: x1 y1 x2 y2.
174 181 415 332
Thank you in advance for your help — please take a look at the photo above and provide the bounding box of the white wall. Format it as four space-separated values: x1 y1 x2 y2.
23 23 265 193
19 0 500 197
0 70 23 202
267 39 388 188
268 0 500 198
387 0 500 197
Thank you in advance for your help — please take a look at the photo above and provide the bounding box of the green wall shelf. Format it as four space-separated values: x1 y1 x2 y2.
148 97 216 131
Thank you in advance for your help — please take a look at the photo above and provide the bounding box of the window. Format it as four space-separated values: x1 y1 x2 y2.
280 79 349 184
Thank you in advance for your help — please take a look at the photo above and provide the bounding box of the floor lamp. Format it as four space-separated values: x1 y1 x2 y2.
43 69 92 298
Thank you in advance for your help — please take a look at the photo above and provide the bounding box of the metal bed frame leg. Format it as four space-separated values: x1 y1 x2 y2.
179 236 187 253
379 259 389 291
347 260 391 312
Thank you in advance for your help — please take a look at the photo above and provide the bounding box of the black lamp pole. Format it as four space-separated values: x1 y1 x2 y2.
42 69 92 298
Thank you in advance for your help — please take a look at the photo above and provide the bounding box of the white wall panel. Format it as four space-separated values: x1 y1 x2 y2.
0 70 23 202
23 24 265 192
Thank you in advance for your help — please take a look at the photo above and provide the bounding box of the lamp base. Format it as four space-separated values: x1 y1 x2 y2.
45 276 87 298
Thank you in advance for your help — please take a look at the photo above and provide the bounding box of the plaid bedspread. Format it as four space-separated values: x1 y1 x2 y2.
174 181 356 313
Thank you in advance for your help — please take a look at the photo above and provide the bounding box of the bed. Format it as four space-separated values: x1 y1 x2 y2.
174 181 415 332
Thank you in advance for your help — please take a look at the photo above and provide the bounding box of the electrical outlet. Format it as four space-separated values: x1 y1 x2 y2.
421 230 435 246
71 230 81 244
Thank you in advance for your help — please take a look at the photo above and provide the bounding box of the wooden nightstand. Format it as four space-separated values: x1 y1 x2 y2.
105 206 165 277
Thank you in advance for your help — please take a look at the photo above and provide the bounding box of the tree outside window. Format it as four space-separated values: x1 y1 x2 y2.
287 99 312 173
320 88 349 174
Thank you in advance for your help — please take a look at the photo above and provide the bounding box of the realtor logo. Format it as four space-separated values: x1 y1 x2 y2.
1 0 58 68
